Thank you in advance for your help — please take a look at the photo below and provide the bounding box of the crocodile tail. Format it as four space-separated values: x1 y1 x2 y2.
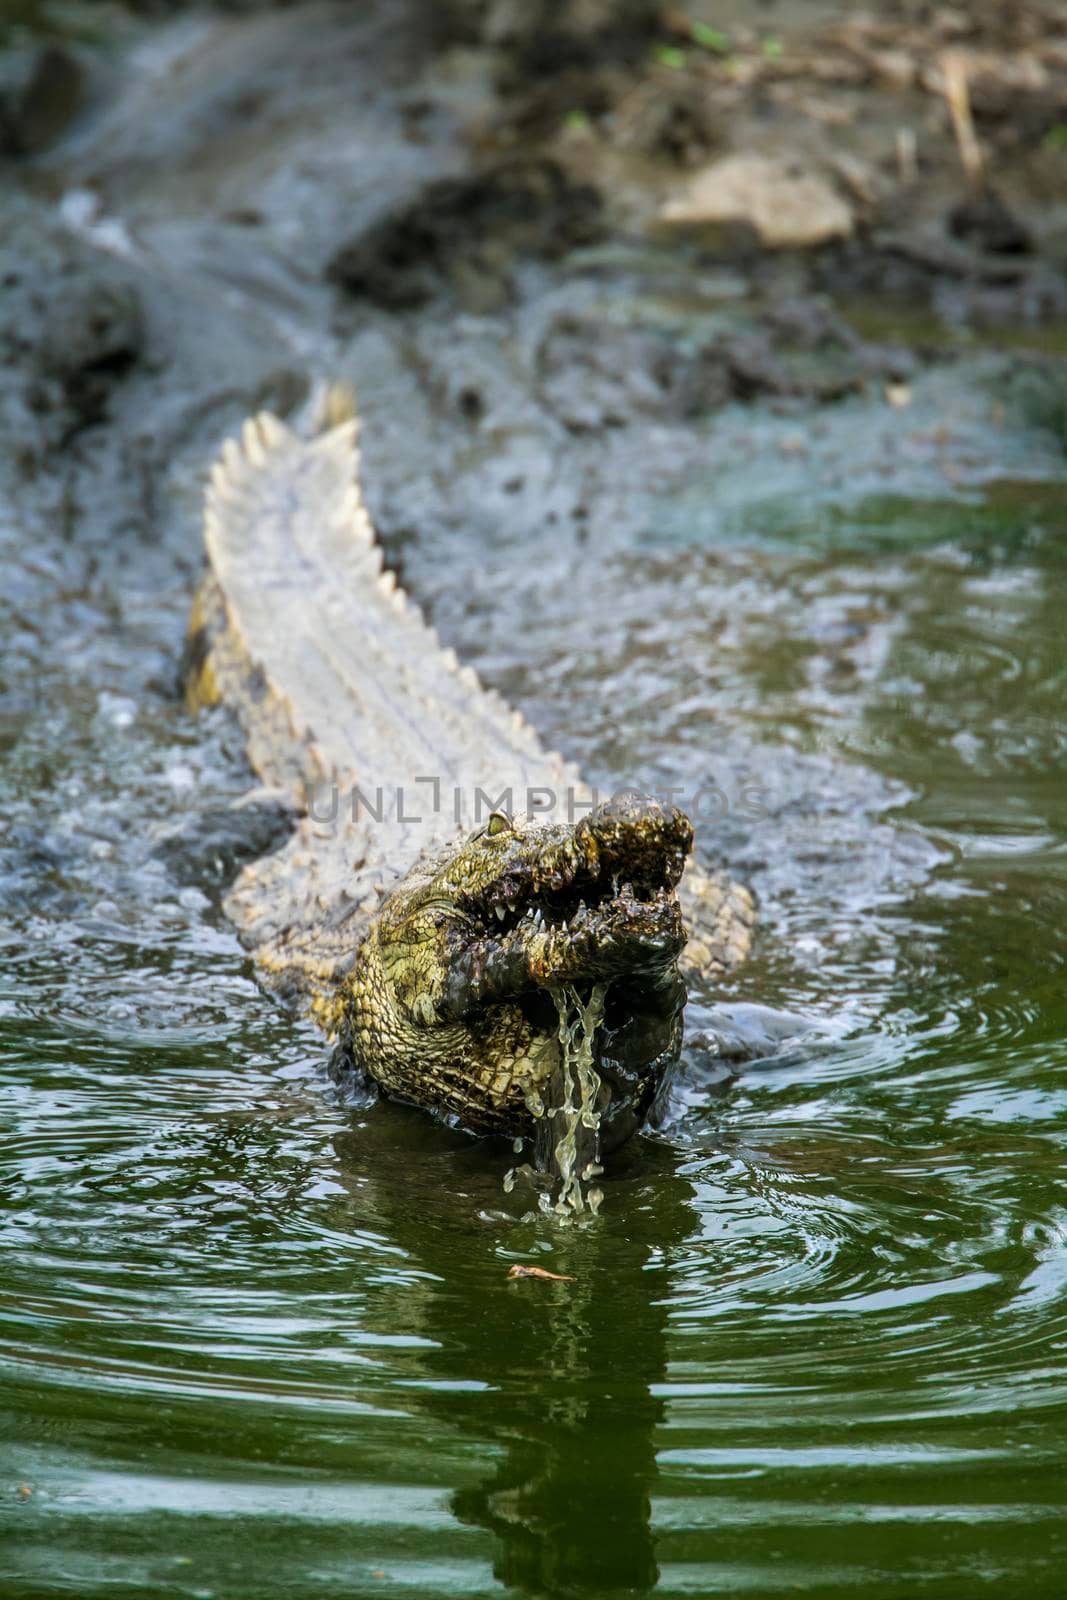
186 409 379 800
184 402 584 1020
185 405 407 1022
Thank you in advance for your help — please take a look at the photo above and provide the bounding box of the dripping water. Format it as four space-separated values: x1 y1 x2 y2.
502 984 609 1215
542 982 607 1217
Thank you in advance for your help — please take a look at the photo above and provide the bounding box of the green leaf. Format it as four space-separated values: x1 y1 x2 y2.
691 20 731 54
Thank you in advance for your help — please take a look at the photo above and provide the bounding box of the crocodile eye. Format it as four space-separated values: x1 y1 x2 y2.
486 810 511 838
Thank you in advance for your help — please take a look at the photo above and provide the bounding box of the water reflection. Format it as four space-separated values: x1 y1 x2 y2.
334 1116 698 1596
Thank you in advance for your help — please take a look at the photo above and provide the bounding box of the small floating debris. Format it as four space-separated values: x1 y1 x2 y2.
506 1264 574 1283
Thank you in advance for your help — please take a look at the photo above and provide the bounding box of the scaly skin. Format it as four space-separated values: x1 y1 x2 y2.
187 400 756 1161
339 793 692 1151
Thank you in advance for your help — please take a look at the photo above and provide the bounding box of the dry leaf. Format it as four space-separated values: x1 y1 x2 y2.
507 1263 574 1282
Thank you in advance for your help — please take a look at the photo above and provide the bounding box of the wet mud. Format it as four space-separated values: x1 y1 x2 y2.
328 157 605 312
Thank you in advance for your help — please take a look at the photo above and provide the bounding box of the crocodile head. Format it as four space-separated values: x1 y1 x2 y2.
342 792 691 1155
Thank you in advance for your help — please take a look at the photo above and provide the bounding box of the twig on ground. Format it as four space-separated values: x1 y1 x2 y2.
941 52 983 185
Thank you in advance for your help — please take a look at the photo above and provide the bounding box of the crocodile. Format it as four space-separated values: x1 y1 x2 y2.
186 399 755 1171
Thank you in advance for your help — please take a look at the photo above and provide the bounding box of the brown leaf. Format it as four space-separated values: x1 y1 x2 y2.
507 1263 574 1282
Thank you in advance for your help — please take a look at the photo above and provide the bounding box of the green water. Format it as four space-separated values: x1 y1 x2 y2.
3 470 1067 1598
